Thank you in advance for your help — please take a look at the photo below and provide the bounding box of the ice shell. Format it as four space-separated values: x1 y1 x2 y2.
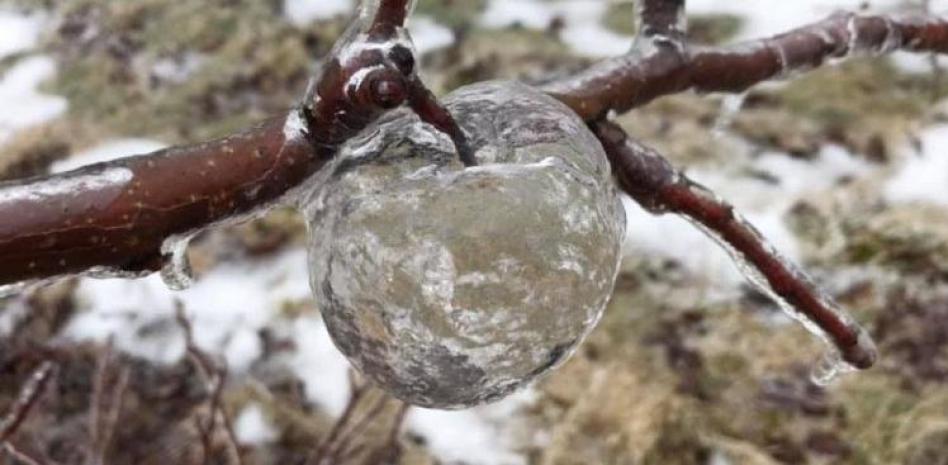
303 81 626 409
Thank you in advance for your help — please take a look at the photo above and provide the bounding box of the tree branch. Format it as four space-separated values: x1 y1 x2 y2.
591 120 877 370
547 12 948 120
2 4 948 291
637 0 687 42
0 0 468 287
0 115 316 286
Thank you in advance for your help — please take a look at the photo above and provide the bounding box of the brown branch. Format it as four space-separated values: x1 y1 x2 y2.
0 0 469 288
175 304 243 465
2 4 947 292
547 12 948 120
591 120 878 370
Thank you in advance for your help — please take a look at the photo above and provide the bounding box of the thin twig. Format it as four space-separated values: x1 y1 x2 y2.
307 372 370 465
4 442 52 465
87 341 129 465
175 304 244 465
637 0 687 42
0 361 56 444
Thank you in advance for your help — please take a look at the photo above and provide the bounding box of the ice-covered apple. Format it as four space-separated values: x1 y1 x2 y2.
302 81 626 409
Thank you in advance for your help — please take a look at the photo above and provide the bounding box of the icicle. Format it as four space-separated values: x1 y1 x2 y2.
810 349 855 386
159 235 194 291
680 188 876 385
712 92 748 138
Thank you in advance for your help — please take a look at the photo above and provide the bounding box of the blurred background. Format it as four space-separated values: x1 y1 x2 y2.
1 0 947 464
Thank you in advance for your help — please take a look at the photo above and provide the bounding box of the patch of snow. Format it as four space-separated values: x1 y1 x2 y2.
409 16 455 56
481 0 557 30
886 124 948 206
235 404 280 445
407 388 536 465
151 53 205 84
481 0 631 58
60 248 312 371
51 139 168 173
0 56 67 144
0 9 46 61
284 0 354 26
287 315 354 416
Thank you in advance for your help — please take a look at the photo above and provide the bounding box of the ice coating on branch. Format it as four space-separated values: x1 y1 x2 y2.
302 81 625 408
712 92 749 137
680 183 877 385
160 235 195 291
358 0 418 26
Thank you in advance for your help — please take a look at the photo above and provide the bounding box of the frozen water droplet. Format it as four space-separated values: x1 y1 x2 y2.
160 236 194 291
712 92 748 138
810 350 854 387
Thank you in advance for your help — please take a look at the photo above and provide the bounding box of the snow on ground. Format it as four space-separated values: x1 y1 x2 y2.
61 248 312 371
409 15 455 56
687 0 948 41
0 8 46 60
283 0 354 25
0 10 65 144
0 56 67 145
407 389 537 465
4 3 948 464
51 139 168 173
288 314 355 416
235 403 281 445
886 124 948 206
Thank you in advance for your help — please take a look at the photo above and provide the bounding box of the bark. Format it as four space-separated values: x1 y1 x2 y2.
1 4 947 289
546 12 948 120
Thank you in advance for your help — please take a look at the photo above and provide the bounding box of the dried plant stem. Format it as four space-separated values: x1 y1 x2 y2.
86 341 129 465
0 361 56 444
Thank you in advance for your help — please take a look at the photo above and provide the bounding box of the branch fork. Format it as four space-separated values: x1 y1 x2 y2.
2 0 947 374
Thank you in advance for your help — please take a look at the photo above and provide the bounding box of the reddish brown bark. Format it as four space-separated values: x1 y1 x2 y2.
0 116 317 285
546 12 948 120
591 120 877 369
638 0 687 41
